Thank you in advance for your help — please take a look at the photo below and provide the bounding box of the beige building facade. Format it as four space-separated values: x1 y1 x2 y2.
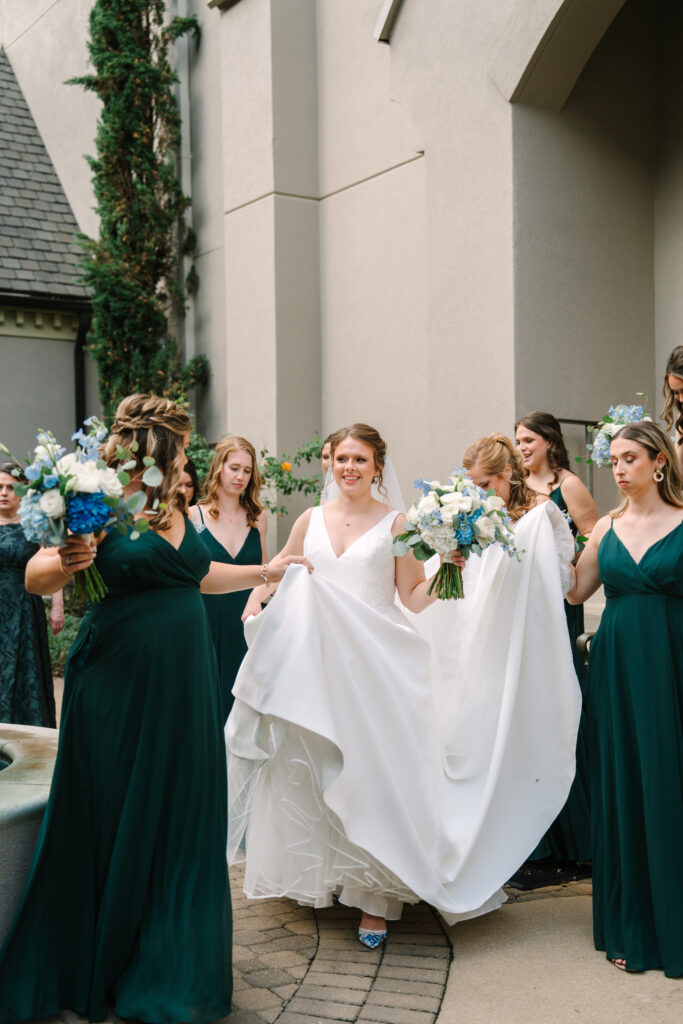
1 0 679 513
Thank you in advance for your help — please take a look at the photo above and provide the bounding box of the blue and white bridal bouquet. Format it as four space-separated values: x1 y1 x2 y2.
393 469 519 600
582 400 652 467
0 418 161 602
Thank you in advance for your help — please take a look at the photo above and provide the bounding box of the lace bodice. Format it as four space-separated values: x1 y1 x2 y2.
304 506 402 619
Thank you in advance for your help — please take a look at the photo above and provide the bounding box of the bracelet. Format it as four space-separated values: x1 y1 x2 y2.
260 563 270 586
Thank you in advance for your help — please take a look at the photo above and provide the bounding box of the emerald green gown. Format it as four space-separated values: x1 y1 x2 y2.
195 506 262 723
0 519 232 1023
530 482 591 862
588 519 683 975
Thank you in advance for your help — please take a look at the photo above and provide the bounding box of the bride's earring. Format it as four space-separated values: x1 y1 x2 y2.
654 465 665 483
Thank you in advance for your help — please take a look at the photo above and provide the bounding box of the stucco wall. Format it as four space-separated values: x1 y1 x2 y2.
512 0 656 511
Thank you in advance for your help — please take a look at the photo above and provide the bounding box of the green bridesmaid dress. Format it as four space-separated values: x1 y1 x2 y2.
0 523 55 727
588 519 683 975
0 519 232 1023
195 506 262 722
529 482 591 863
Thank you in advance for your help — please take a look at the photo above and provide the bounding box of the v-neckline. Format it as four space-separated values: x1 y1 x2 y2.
321 507 394 560
610 518 683 568
204 522 252 562
151 515 191 553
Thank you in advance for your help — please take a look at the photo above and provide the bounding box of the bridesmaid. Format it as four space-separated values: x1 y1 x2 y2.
189 436 268 722
514 411 598 879
0 462 62 727
178 455 200 508
567 420 683 975
462 434 545 522
662 345 683 475
0 394 307 1023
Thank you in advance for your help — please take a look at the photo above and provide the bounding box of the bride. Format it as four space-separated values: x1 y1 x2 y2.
226 424 581 947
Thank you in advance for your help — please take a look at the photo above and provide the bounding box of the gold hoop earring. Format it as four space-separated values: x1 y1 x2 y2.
654 466 665 483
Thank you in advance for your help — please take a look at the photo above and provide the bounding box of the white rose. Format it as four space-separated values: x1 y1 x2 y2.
34 444 51 462
418 494 440 515
56 452 78 476
484 495 505 513
97 466 123 498
474 516 496 544
68 461 101 493
601 422 617 438
440 505 458 524
39 489 66 519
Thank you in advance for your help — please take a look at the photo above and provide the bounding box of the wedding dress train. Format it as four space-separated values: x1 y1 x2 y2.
226 503 581 923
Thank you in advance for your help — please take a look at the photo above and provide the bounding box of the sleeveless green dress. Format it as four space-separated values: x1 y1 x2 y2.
0 519 232 1023
588 519 683 976
0 523 55 727
196 506 262 722
530 482 591 862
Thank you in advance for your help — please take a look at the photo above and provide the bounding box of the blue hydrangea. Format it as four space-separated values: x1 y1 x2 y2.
65 492 111 534
19 493 60 546
455 523 473 546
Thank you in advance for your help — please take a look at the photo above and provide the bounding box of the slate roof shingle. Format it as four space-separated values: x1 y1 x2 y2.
0 49 89 301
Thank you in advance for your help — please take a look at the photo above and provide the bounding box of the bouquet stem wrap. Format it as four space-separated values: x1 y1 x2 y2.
427 559 464 600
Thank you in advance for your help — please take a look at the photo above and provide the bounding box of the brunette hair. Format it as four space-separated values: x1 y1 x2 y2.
514 411 570 489
200 436 264 527
463 433 538 522
322 430 342 452
179 458 200 509
331 423 388 495
0 461 23 482
102 394 191 531
661 346 683 446
610 421 683 517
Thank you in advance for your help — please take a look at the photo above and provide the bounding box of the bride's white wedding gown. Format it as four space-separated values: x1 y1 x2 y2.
226 502 581 923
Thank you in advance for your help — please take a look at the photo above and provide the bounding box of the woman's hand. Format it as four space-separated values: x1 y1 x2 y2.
58 535 97 579
241 592 264 623
49 602 65 635
266 553 313 582
442 549 466 570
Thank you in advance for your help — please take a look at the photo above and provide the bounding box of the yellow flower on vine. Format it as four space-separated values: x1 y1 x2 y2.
281 461 292 472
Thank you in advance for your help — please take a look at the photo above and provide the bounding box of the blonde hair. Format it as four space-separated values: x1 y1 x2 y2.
463 433 538 522
200 436 264 527
610 421 683 517
331 423 387 495
662 346 683 446
102 394 191 531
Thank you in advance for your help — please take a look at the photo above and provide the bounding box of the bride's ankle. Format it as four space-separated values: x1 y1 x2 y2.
359 912 386 932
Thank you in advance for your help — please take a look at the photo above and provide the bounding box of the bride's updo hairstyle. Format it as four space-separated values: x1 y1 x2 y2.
514 411 570 488
102 394 191 530
463 434 537 522
610 421 683 518
331 423 388 496
200 436 264 527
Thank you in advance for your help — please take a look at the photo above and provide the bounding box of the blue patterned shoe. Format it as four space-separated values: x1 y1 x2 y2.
358 927 387 949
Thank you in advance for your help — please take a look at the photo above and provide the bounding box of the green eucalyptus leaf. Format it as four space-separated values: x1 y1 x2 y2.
392 540 411 557
117 470 130 486
130 531 140 541
121 459 137 471
96 459 107 470
116 523 128 535
142 455 155 467
130 441 139 452
142 465 163 487
126 491 148 515
102 496 119 507
12 482 28 496
412 542 434 562
134 518 150 533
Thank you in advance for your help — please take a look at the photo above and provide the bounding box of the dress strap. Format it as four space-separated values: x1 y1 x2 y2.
198 505 205 525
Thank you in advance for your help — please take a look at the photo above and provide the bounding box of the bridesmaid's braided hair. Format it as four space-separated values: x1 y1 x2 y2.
610 422 683 517
463 434 538 522
103 394 191 530
200 436 264 527
331 424 388 498
661 346 683 446
514 412 570 490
